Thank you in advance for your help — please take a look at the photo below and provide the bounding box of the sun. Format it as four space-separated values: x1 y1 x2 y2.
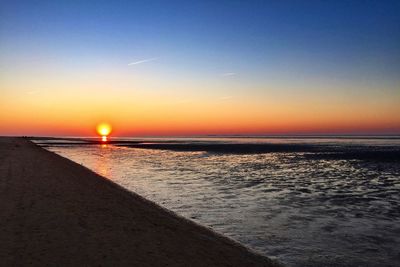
96 123 112 141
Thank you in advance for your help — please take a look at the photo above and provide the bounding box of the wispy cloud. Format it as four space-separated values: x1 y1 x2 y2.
128 57 158 66
27 90 38 95
221 72 236 77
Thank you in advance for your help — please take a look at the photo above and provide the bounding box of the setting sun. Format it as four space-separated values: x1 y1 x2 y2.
96 123 112 141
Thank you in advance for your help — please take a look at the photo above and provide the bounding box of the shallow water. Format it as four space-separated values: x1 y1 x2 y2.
42 137 400 267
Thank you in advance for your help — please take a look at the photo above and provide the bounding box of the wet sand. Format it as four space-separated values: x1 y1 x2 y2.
0 137 278 266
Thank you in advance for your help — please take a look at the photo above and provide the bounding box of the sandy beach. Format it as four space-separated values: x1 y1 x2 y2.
0 137 278 266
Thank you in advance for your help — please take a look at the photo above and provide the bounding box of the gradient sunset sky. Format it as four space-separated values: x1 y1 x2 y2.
1 1 399 136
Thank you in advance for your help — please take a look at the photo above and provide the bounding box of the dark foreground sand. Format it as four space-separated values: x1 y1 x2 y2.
0 137 279 266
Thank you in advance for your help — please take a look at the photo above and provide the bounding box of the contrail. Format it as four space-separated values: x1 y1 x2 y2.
221 72 236 76
128 57 158 66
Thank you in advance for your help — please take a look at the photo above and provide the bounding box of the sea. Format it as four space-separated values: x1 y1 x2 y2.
35 136 400 267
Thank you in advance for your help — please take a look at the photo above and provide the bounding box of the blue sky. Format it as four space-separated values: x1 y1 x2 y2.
2 1 399 78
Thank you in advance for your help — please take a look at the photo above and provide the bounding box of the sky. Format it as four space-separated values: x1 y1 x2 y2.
1 0 399 136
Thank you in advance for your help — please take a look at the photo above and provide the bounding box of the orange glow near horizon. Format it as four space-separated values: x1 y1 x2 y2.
1 82 399 136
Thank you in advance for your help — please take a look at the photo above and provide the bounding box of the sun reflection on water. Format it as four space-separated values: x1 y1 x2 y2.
94 145 111 177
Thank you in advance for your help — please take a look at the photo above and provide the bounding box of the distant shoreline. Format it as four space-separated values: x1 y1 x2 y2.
31 136 400 161
17 134 400 140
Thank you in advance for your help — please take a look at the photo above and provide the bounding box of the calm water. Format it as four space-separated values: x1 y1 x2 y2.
40 137 400 267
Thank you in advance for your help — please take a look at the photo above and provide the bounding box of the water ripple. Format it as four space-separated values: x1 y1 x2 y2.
46 142 400 267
